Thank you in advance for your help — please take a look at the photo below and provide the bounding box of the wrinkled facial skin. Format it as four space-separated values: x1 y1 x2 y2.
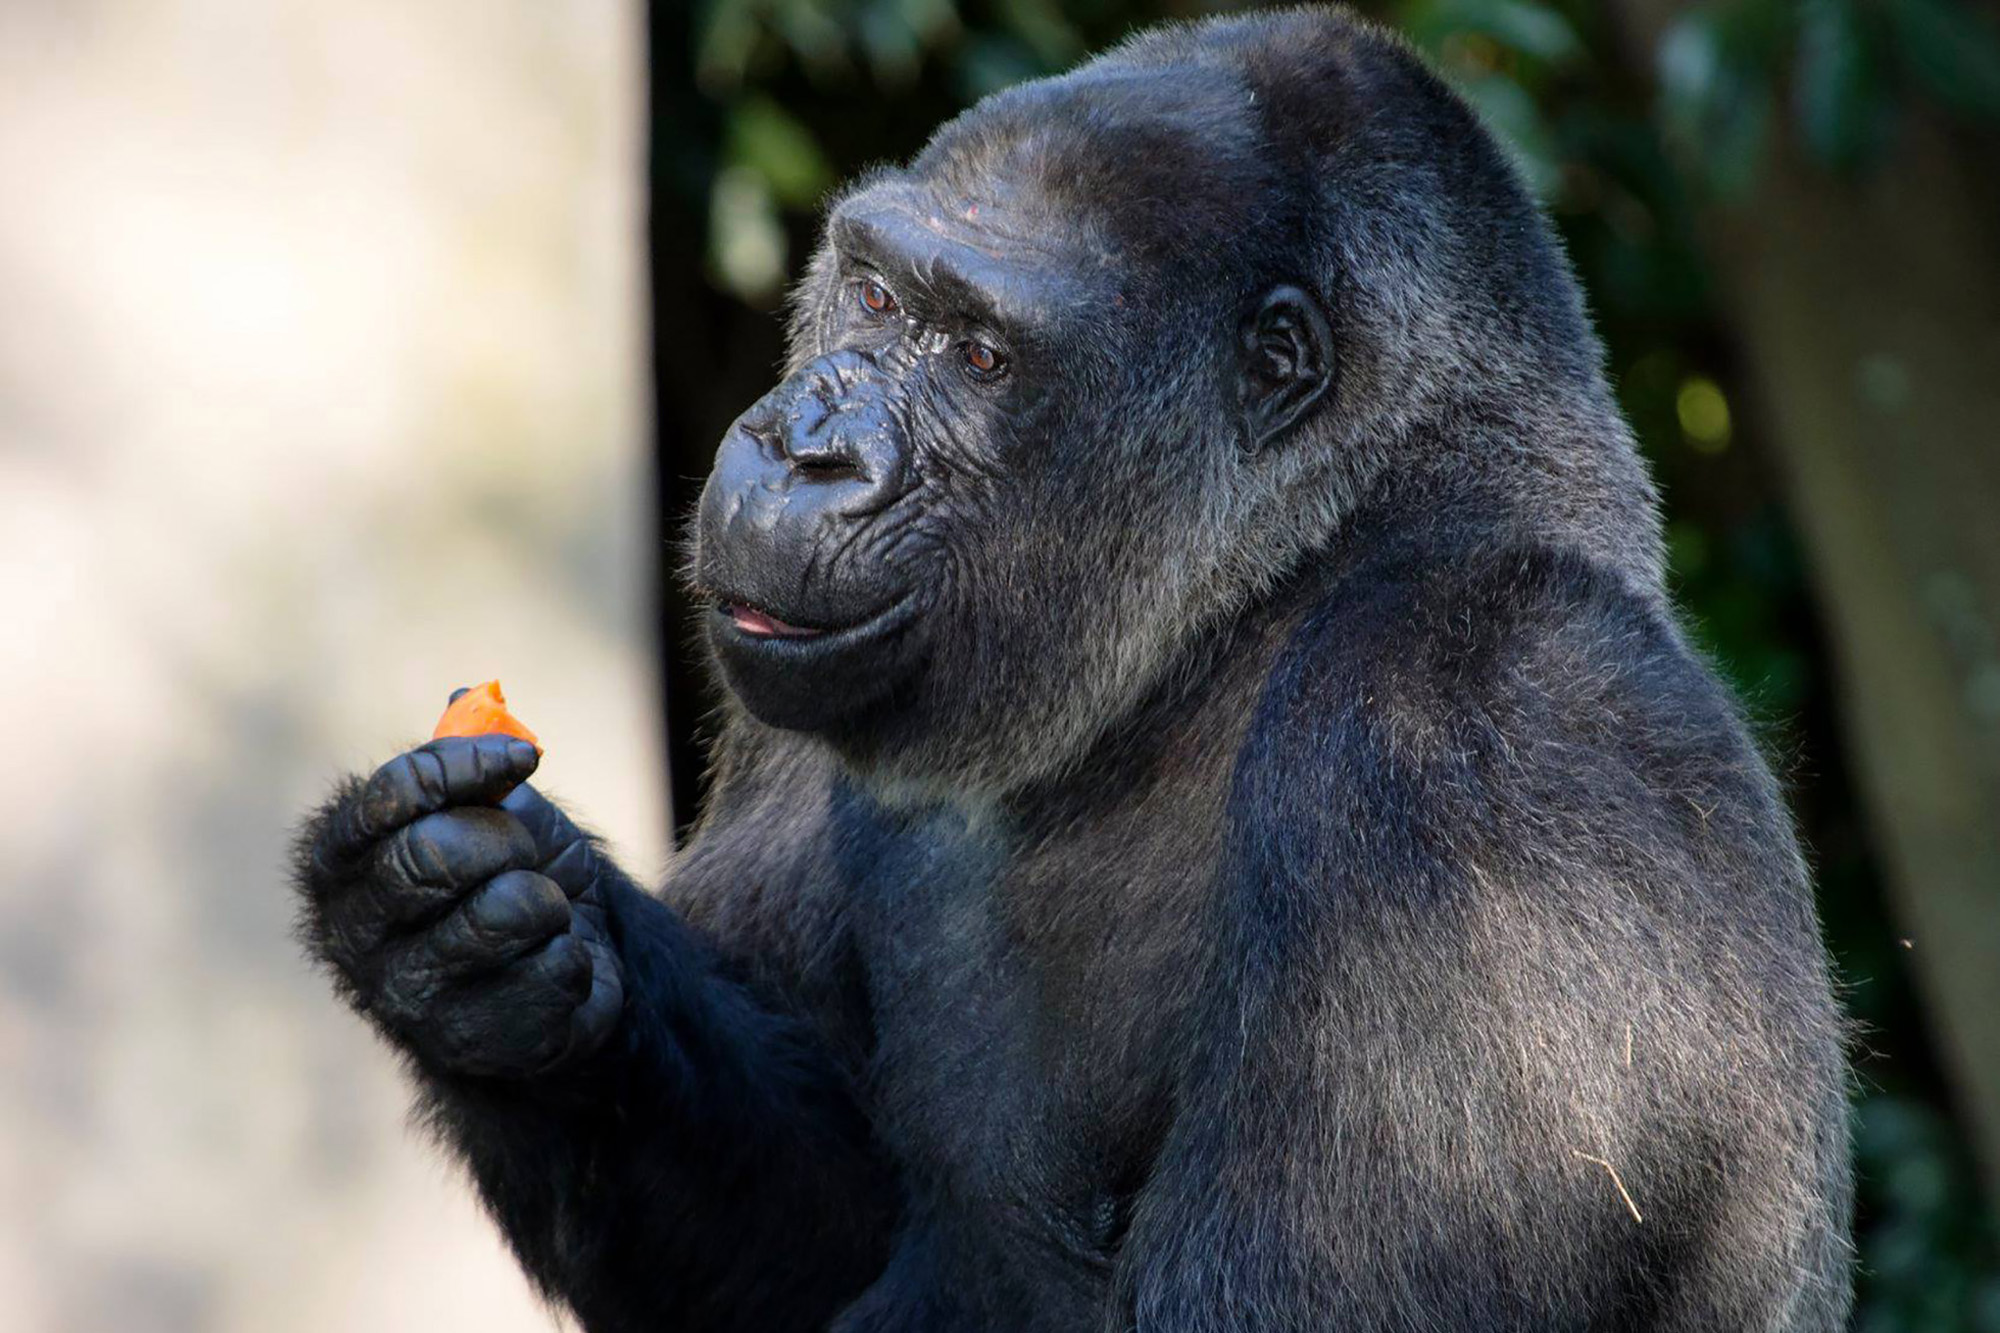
693 189 1124 766
693 346 932 732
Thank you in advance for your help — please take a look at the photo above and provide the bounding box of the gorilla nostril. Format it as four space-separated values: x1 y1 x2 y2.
789 452 865 483
732 417 784 463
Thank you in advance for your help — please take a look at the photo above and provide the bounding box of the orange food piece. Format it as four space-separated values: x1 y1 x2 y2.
432 680 542 753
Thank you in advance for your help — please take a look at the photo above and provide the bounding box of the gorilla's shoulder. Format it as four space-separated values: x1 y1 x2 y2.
1266 545 1685 723
1226 544 1764 887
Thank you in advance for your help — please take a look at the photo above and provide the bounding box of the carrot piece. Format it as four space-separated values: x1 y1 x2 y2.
432 680 542 753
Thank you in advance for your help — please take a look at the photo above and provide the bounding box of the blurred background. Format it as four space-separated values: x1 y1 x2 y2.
2 0 1996 1329
0 2 658 1329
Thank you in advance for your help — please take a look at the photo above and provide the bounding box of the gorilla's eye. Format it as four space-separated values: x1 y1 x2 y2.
859 279 897 315
962 339 1006 379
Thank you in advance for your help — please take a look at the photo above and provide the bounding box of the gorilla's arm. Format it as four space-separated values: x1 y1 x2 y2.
293 736 894 1333
1114 554 1848 1329
421 862 894 1332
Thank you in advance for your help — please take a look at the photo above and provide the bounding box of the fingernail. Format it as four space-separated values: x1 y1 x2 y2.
507 739 539 768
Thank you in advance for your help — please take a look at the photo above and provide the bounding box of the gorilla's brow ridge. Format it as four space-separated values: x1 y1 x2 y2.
829 208 1066 338
835 218 999 326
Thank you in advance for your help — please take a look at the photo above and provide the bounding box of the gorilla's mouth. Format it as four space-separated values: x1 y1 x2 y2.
704 591 927 732
724 603 826 640
710 592 917 646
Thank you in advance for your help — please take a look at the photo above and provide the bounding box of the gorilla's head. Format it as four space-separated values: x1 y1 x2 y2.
692 7 1656 795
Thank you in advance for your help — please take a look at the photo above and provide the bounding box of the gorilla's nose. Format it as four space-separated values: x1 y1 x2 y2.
732 351 907 510
697 351 912 626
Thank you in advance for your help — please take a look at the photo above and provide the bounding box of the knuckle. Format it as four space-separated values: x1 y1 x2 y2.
375 751 421 803
542 840 598 896
534 933 593 1002
500 813 540 864
425 874 568 974
409 748 449 804
402 821 455 884
462 808 539 870
473 870 570 938
384 809 531 890
379 826 431 889
357 747 445 835
499 783 564 848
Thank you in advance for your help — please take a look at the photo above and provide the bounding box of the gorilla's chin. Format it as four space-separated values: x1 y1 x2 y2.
707 594 928 734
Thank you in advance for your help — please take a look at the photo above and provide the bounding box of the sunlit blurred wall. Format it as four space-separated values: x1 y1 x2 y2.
0 2 657 1329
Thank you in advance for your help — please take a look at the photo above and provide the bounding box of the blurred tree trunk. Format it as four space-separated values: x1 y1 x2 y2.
1613 2 2000 1201
1718 122 2000 1198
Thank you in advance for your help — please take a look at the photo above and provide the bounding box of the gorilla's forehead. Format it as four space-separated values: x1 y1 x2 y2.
895 61 1274 268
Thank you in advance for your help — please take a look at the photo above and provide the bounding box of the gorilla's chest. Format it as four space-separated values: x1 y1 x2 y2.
832 789 1217 1297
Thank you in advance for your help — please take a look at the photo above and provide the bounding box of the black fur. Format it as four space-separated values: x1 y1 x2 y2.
292 8 1851 1329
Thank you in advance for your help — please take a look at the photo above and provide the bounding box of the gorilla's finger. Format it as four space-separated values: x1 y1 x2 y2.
500 783 586 859
376 910 588 1054
426 934 596 1077
322 808 538 961
517 931 595 1009
375 807 538 897
499 785 612 901
447 685 471 705
566 929 625 1058
424 870 572 976
326 736 540 859
542 839 612 901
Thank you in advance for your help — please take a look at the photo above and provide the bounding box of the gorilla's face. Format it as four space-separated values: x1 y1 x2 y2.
693 78 1337 792
694 192 1085 741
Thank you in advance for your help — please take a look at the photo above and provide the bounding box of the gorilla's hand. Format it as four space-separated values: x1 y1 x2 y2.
296 735 626 1078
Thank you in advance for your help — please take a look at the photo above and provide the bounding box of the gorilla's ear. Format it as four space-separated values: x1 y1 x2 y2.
1237 285 1335 453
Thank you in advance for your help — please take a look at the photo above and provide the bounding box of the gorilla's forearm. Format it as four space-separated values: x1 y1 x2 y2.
415 875 895 1333
292 743 892 1329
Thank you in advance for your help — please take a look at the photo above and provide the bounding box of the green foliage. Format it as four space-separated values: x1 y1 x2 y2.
1657 7 1779 193
1650 0 2000 181
1856 1096 2000 1331
1889 0 2000 119
1794 0 1891 168
663 0 2000 1321
1404 0 1585 63
728 97 837 208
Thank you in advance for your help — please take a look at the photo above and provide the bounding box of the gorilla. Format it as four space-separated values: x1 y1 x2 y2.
294 9 1853 1330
